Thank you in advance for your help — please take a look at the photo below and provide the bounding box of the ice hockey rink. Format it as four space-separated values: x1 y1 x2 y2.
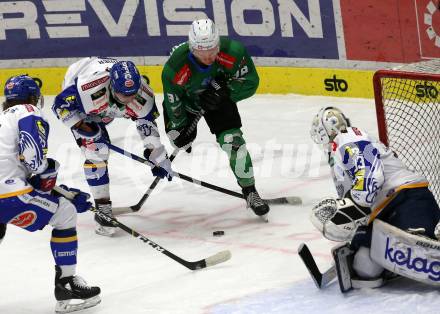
1 94 439 314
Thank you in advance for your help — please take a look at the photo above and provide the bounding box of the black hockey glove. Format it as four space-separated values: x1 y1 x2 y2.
0 223 6 244
199 76 231 111
168 125 197 150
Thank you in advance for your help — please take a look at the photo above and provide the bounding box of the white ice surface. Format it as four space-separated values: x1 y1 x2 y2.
1 94 439 314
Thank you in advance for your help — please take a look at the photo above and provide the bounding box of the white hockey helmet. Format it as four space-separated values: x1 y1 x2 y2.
188 18 219 51
310 107 350 145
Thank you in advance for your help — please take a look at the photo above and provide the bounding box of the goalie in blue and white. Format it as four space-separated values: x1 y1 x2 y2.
0 75 101 312
309 106 440 290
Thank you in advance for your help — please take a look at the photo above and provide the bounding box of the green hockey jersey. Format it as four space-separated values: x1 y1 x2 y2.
161 37 259 130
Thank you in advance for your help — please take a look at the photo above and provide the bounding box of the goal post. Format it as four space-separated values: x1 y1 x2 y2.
373 60 440 203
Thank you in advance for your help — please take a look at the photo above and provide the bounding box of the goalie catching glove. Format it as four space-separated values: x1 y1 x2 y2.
310 197 370 242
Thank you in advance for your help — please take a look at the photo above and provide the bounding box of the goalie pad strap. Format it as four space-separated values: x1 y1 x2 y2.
371 219 440 286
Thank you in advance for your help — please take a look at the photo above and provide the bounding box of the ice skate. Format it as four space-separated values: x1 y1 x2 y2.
54 266 101 313
242 185 270 219
94 201 116 237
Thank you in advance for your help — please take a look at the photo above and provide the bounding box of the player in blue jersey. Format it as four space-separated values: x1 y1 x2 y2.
52 57 173 236
0 75 101 313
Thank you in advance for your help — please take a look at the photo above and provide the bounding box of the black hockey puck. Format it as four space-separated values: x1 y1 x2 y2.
213 230 225 236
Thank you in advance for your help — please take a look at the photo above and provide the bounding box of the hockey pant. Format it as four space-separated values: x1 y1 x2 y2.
165 102 255 188
0 189 79 276
72 122 111 200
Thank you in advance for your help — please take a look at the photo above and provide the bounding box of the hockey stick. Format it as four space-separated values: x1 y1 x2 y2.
112 150 178 214
113 110 205 214
54 186 231 270
107 143 302 212
297 243 336 289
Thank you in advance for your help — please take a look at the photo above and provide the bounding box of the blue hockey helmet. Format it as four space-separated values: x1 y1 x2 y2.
4 75 41 102
109 61 141 96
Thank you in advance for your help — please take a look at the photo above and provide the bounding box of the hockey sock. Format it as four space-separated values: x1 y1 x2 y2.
51 228 78 271
83 160 110 199
217 128 255 187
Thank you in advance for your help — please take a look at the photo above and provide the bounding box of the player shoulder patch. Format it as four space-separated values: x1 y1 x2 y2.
172 64 191 86
216 52 236 69
81 76 110 91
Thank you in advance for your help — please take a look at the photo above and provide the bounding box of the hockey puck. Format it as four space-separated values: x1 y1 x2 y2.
213 230 225 236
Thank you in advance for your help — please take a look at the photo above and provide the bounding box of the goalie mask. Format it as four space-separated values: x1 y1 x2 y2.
310 107 350 146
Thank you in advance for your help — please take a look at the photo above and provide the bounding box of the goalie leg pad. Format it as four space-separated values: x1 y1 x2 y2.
353 246 384 279
371 219 440 286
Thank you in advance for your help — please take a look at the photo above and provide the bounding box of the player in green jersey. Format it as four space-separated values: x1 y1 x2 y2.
161 18 269 217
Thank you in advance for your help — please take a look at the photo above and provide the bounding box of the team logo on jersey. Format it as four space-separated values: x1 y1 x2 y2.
36 120 46 136
81 76 110 91
64 95 76 104
9 210 37 228
19 130 43 172
5 179 14 185
57 108 70 119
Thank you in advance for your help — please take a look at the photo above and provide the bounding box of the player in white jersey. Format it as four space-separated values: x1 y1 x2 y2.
0 75 101 313
309 107 440 287
52 57 173 237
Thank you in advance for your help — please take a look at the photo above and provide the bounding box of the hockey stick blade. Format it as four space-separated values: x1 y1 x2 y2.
265 196 302 205
298 243 336 289
204 250 232 268
53 186 232 271
112 206 137 215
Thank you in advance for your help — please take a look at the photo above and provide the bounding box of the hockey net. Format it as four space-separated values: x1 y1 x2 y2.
374 59 440 204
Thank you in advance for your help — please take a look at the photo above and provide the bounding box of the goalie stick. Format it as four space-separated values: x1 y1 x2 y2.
54 186 231 271
297 243 336 289
108 143 302 214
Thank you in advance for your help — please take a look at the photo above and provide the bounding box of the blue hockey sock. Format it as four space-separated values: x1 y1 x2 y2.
51 228 78 267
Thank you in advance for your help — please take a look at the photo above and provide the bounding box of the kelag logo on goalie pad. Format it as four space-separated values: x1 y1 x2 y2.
371 220 440 286
384 237 440 282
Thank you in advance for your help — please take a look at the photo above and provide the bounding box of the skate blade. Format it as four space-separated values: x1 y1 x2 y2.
55 295 101 313
95 223 116 237
259 214 269 223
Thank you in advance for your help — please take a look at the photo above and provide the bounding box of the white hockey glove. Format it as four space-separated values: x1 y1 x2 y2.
310 197 370 242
